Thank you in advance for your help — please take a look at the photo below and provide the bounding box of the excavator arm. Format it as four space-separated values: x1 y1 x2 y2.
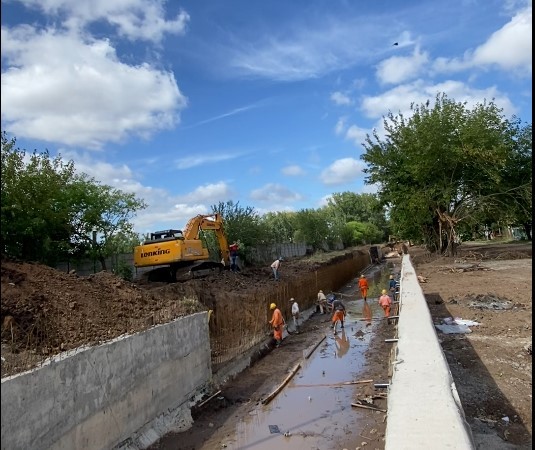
183 213 230 264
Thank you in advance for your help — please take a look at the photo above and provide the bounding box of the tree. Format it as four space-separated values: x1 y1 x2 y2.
292 208 331 251
361 94 531 254
1 133 78 264
344 221 383 246
1 132 147 266
261 211 299 243
327 192 389 240
68 181 147 270
211 200 267 263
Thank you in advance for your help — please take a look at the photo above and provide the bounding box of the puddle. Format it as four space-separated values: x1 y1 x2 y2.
217 265 396 450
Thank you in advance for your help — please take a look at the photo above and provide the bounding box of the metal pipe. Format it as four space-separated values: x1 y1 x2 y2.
374 383 390 389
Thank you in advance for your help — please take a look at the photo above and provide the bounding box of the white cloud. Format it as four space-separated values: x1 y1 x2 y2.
433 5 532 75
330 91 353 106
335 117 347 136
58 150 232 232
137 204 209 234
13 0 190 43
177 182 235 204
376 46 429 85
345 125 369 148
281 165 306 176
319 158 365 186
360 80 517 119
224 16 399 81
472 5 532 71
318 194 332 207
250 183 303 203
1 26 187 149
175 153 240 169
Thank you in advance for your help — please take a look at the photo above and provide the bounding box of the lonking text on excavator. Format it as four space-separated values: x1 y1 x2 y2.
133 213 231 282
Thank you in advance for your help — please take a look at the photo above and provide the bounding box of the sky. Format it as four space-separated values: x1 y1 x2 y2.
1 0 532 234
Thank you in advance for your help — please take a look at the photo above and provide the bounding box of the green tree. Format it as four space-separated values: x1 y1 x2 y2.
68 180 147 270
211 200 267 264
1 132 147 267
293 208 331 251
361 94 531 255
261 211 299 243
327 192 389 240
1 134 78 264
344 221 383 246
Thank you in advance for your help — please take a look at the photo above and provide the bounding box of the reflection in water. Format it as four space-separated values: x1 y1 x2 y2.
362 299 372 321
335 329 350 358
226 264 397 450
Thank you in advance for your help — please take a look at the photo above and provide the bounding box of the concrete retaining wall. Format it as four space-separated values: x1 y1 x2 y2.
1 312 212 450
385 255 475 449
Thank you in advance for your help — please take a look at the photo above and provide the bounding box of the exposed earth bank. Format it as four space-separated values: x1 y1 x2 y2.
1 242 532 449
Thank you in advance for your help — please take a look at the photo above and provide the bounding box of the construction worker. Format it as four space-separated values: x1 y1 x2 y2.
268 303 285 347
270 257 283 281
229 241 239 272
317 289 327 314
389 275 397 301
379 289 392 318
290 298 300 332
358 274 369 301
331 297 346 334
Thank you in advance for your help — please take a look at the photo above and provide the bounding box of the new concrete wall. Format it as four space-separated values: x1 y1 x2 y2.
1 312 212 450
385 255 475 449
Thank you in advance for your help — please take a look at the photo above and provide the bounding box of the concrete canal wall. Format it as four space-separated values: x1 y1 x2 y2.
1 312 212 450
385 254 475 449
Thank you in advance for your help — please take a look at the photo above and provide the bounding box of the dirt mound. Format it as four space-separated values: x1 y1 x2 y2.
1 249 365 377
1 259 208 376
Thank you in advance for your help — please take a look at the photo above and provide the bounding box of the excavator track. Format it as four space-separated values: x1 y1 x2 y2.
174 261 224 282
139 261 224 283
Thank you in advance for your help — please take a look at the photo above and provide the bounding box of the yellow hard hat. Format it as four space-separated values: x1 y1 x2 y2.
360 274 365 278
270 303 277 310
382 289 387 294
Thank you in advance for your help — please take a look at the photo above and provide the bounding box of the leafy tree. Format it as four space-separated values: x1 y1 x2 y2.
327 192 389 240
1 132 147 267
67 180 147 270
1 134 78 264
361 94 531 255
211 200 267 263
344 221 383 246
260 211 299 243
292 208 331 251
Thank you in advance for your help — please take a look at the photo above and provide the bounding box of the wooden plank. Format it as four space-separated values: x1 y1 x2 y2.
262 363 301 405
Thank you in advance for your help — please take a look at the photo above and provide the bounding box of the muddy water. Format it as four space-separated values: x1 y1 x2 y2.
217 265 398 450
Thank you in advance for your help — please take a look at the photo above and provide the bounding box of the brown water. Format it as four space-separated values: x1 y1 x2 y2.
215 266 396 449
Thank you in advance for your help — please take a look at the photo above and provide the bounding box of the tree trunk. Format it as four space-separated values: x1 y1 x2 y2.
523 222 532 240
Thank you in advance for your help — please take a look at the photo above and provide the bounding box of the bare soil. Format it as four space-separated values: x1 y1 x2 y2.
411 241 532 449
0 250 362 378
1 242 532 450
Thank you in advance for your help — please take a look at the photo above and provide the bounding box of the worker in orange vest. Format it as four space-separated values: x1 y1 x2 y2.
358 274 369 301
379 289 392 317
268 303 285 347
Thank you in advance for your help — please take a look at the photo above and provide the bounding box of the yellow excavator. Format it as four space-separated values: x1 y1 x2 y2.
133 213 231 282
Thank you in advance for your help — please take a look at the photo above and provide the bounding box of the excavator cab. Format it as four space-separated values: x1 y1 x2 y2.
146 229 184 243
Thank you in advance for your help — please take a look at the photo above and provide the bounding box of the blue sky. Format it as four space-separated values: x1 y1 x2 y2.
1 0 532 234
